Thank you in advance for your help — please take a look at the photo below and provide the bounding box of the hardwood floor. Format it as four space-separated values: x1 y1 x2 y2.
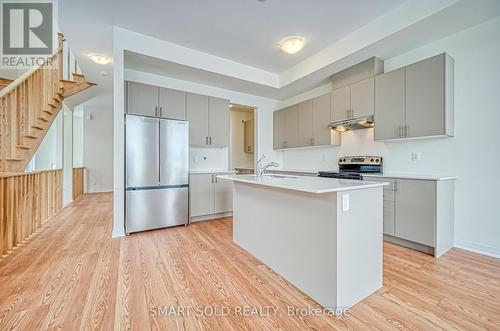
0 193 499 330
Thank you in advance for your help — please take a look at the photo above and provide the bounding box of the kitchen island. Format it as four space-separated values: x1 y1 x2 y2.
218 174 388 310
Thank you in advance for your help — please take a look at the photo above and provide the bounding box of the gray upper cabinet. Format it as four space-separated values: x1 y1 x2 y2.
350 77 374 118
284 105 299 148
274 109 287 149
126 82 159 117
374 53 454 141
208 97 229 147
159 88 186 120
312 93 339 146
186 93 229 147
331 85 350 122
395 179 436 247
406 54 451 138
274 93 341 150
297 100 313 146
186 93 209 146
374 68 405 141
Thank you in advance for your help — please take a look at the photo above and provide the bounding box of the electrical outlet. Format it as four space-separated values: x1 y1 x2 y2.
342 194 350 212
411 152 421 162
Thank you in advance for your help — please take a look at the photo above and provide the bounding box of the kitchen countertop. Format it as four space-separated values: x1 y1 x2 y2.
269 169 457 181
218 174 388 194
189 170 237 174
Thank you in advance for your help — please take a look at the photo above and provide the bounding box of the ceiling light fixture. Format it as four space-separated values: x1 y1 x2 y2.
88 53 112 65
278 36 306 55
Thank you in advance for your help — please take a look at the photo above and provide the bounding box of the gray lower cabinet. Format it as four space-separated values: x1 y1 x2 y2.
189 173 214 217
186 94 229 147
214 176 233 213
374 68 405 140
367 176 454 257
395 179 435 247
374 53 454 141
189 173 233 220
126 82 159 117
159 88 186 120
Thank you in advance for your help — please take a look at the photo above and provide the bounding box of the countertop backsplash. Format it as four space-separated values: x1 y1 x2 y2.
189 146 229 172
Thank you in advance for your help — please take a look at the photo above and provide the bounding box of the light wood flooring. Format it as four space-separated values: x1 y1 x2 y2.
0 193 499 330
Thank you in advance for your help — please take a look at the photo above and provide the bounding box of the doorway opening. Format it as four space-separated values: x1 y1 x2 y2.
229 104 256 174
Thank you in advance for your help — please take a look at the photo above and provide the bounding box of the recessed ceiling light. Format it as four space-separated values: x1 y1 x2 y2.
278 36 306 55
88 53 112 65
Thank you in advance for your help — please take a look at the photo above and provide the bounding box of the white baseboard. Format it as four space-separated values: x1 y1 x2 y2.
454 240 500 259
87 188 113 194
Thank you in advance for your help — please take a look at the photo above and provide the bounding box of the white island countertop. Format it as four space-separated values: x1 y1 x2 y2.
218 174 388 194
268 169 457 181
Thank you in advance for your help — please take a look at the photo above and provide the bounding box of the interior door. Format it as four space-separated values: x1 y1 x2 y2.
125 115 159 188
159 119 188 186
126 82 159 117
331 85 350 121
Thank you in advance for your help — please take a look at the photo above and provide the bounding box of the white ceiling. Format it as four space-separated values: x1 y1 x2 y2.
59 0 500 102
63 0 405 73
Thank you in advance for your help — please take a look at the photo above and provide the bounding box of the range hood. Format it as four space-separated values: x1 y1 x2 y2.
329 115 374 132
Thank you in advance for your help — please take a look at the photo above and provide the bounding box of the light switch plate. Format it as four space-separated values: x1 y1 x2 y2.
342 194 350 212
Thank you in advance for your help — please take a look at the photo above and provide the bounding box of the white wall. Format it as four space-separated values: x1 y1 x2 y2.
189 147 229 171
83 106 114 193
279 17 500 255
73 112 83 167
31 111 63 170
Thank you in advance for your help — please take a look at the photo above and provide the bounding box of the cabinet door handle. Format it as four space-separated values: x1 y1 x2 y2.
209 136 212 145
211 174 215 183
405 125 409 137
159 107 162 117
398 125 402 138
155 106 158 117
346 110 349 118
205 136 208 145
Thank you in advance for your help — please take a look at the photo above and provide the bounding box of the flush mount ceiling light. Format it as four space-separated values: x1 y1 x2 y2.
278 36 306 55
88 53 112 65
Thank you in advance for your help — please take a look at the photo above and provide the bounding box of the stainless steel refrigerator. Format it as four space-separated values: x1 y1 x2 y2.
125 115 188 233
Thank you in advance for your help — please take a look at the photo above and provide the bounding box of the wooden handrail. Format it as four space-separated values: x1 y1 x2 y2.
0 169 63 258
0 36 64 98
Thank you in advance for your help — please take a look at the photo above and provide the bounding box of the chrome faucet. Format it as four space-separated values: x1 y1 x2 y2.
256 155 280 177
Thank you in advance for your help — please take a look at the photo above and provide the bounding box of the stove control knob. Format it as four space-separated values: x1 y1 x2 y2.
370 158 374 162
376 158 380 163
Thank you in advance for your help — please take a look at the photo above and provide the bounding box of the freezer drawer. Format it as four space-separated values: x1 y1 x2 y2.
126 186 188 233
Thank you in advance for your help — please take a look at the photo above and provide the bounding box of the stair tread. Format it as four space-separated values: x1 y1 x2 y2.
6 157 24 161
32 124 45 130
24 134 38 139
16 145 30 149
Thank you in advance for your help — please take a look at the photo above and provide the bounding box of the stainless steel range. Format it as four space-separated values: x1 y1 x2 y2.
318 156 383 180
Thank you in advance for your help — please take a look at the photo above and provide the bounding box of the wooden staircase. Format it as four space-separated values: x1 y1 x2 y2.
0 33 95 173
